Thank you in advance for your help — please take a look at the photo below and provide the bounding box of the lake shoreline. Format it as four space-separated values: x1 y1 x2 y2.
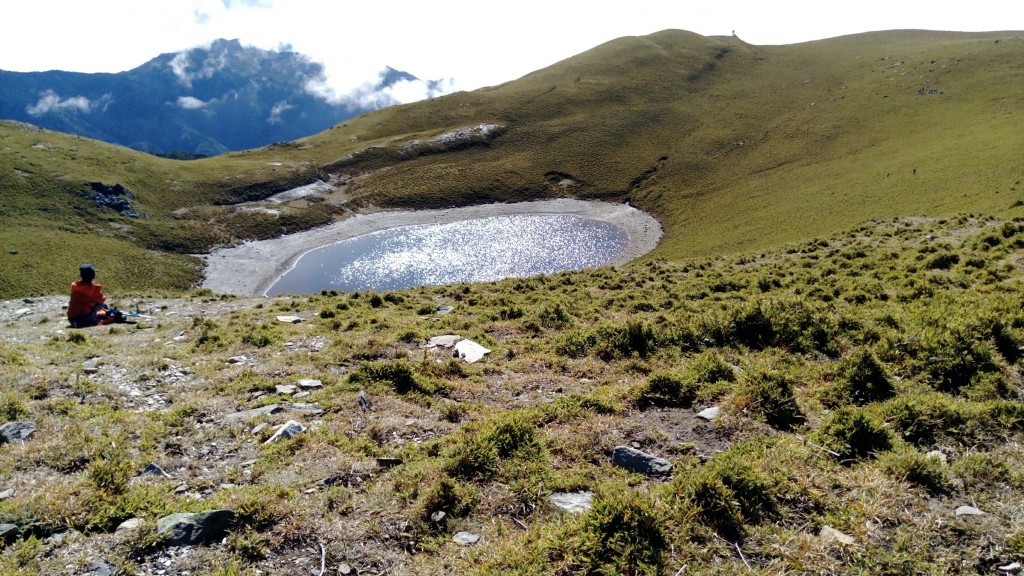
201 199 663 296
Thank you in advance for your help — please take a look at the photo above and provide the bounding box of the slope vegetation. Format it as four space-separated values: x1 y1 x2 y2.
1 29 1022 298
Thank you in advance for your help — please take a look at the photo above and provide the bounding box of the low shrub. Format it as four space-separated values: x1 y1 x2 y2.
879 450 949 494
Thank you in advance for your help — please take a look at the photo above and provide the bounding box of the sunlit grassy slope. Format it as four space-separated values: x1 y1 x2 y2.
1 29 1022 297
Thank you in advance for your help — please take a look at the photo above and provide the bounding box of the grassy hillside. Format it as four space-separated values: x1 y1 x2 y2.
2 30 1022 297
2 215 1024 574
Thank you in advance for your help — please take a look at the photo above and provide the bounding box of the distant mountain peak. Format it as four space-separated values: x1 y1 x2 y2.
0 40 452 155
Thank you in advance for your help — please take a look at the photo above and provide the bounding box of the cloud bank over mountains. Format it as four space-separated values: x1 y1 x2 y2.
0 39 454 155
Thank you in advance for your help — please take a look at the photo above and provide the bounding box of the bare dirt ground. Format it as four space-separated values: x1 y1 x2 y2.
201 199 663 296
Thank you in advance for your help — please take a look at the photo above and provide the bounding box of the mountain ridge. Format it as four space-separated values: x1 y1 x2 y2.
0 39 446 155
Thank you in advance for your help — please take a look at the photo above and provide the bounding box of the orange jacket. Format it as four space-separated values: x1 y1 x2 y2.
67 281 106 318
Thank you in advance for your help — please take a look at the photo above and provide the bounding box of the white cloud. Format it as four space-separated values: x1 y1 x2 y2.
176 96 208 109
168 44 230 87
26 90 111 116
267 100 293 124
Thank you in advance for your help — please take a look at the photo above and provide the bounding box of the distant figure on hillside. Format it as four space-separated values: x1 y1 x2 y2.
67 264 124 327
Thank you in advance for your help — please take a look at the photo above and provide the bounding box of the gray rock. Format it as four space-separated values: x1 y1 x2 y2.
264 420 306 444
819 525 855 545
955 505 985 517
357 390 371 411
0 488 13 500
0 523 19 544
223 404 281 423
116 518 145 533
294 391 310 399
227 355 248 364
376 457 403 468
338 563 353 575
276 315 302 324
612 445 672 476
90 558 121 576
142 463 170 477
453 531 480 545
0 421 36 444
924 450 947 463
275 384 297 395
423 334 462 349
82 358 100 374
297 379 323 389
436 305 454 315
156 509 236 546
696 406 722 421
289 402 324 415
999 562 1023 573
549 491 593 514
251 422 269 435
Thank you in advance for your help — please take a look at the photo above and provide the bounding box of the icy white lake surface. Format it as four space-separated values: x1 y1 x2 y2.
265 214 629 295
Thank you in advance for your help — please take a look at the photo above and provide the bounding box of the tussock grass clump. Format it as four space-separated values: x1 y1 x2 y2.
443 412 543 480
731 367 804 430
822 349 895 407
813 407 892 463
634 373 699 409
574 490 665 576
879 450 950 494
348 360 437 395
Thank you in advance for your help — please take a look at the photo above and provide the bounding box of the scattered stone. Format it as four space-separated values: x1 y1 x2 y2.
227 355 248 364
454 339 491 363
357 390 371 411
82 358 100 374
338 563 353 575
430 511 446 523
294 391 310 399
0 523 19 544
90 558 121 576
955 505 985 517
423 334 461 349
376 457 403 468
251 422 268 435
275 384 297 395
142 463 171 478
436 305 454 315
0 488 13 500
999 562 1022 573
0 421 36 444
549 491 593 514
156 510 236 546
264 420 306 444
289 402 324 415
14 308 30 317
925 450 947 463
223 404 281 423
453 531 480 546
696 406 722 421
612 445 672 476
819 525 855 545
298 379 323 389
116 518 146 533
276 315 302 324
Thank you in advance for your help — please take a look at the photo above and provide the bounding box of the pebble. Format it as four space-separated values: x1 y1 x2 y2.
276 316 302 324
223 404 282 423
549 491 593 514
925 450 947 463
819 525 855 545
999 562 1022 573
696 406 721 421
275 384 297 395
116 518 146 532
82 358 100 374
453 531 480 546
227 355 248 364
0 489 13 500
264 420 306 444
955 505 985 517
0 421 36 444
297 379 323 389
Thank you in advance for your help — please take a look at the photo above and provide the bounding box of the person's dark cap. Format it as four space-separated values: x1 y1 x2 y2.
79 264 96 281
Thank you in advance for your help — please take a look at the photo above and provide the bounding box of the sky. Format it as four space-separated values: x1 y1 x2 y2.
4 0 1020 102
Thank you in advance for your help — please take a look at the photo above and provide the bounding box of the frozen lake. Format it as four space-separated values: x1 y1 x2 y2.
265 214 630 295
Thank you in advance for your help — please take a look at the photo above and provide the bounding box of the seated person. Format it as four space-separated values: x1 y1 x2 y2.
67 264 123 327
